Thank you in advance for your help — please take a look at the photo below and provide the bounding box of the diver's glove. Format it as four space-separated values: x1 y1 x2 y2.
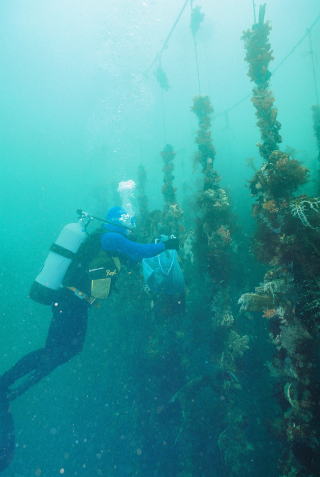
163 237 180 250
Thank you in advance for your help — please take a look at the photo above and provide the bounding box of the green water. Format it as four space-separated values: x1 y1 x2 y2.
1 1 320 476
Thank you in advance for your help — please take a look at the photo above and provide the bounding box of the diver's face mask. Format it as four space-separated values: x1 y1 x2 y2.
118 213 136 230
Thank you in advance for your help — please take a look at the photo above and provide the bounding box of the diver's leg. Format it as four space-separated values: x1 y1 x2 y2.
0 393 15 472
0 349 48 391
0 290 88 401
45 290 89 359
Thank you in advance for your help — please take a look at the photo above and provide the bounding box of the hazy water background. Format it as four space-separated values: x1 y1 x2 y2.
0 1 320 475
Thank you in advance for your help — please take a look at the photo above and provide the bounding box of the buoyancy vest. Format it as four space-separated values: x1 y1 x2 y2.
63 231 121 301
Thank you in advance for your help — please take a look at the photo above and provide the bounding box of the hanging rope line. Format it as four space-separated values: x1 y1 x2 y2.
160 87 168 143
214 93 251 119
145 2 320 120
215 11 320 119
190 1 202 95
252 0 257 24
307 28 320 105
272 13 320 75
145 0 190 75
192 35 201 95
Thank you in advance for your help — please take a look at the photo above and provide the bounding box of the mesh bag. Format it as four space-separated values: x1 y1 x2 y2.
142 248 185 296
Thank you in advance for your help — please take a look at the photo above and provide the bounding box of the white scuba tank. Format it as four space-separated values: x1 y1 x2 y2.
36 221 87 290
30 221 88 304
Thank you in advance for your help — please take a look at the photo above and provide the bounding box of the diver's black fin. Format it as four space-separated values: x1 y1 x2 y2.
0 395 15 472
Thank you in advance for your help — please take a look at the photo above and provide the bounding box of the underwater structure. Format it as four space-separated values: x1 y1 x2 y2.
312 105 320 163
160 144 183 237
137 164 149 221
136 164 152 241
240 5 320 476
190 3 204 94
312 105 320 192
191 95 249 375
161 144 177 206
187 95 251 475
133 108 252 474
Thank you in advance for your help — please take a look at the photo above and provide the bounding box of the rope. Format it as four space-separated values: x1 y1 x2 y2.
252 0 257 24
190 0 202 94
307 28 320 105
160 87 168 143
215 93 251 119
215 11 320 119
192 32 202 95
144 3 320 119
272 13 320 74
145 0 190 75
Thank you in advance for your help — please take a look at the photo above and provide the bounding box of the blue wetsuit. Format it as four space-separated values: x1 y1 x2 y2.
101 231 165 262
0 231 164 401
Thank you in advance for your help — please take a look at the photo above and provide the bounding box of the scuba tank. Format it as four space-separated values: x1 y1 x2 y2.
30 221 88 305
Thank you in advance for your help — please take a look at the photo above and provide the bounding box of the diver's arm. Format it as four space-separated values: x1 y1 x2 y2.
101 232 165 262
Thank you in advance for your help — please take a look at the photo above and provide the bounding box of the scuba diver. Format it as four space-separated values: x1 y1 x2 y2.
0 206 179 472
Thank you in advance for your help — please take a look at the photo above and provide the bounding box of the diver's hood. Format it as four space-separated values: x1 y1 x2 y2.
104 206 136 235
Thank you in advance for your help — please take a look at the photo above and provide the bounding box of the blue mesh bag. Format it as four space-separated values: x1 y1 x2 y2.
142 241 185 296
